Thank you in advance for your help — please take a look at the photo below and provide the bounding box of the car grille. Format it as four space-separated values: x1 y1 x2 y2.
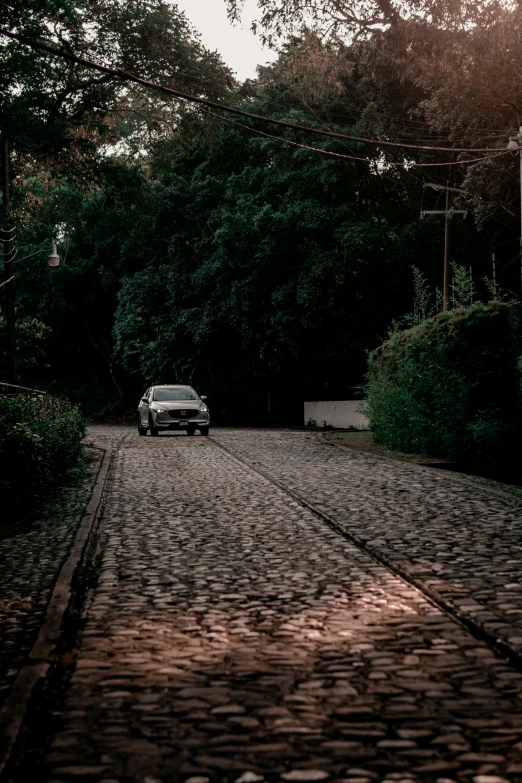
167 408 201 419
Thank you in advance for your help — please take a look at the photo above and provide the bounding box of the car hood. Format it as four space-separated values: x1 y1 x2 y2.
153 401 205 409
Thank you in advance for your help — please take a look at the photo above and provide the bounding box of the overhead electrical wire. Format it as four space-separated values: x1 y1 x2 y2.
236 20 372 162
236 21 511 153
2 6 515 221
0 3 513 160
227 25 495 168
200 105 509 168
0 0 515 161
0 25 513 157
229 28 466 182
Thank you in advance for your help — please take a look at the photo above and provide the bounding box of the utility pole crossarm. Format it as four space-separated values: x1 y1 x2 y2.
421 209 468 215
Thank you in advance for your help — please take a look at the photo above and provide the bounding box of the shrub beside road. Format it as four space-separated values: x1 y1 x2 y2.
0 393 85 517
366 301 522 472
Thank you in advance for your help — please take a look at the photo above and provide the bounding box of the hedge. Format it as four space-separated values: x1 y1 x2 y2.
366 301 522 470
0 393 86 514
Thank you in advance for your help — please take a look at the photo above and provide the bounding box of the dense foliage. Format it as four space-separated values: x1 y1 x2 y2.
0 393 85 513
366 301 522 470
3 0 522 426
112 118 421 422
0 0 233 188
0 316 51 378
8 47 491 423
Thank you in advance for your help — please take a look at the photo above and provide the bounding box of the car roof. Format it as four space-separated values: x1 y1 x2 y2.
153 384 193 388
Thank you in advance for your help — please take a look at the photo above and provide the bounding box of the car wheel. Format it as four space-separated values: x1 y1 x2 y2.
138 416 147 436
187 425 196 435
200 426 210 436
149 415 159 437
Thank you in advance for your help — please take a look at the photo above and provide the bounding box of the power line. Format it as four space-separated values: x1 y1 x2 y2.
0 1 515 154
0 26 510 156
230 25 497 166
237 19 368 161
203 106 509 168
232 28 452 184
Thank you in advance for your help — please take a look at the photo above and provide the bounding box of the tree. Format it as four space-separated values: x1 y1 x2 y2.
4 10 504 417
229 0 522 248
0 315 51 381
109 72 440 422
1 0 233 170
1 0 234 391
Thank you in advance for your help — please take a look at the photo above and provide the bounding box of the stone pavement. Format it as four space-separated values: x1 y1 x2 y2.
0 448 104 706
212 430 522 659
26 426 522 783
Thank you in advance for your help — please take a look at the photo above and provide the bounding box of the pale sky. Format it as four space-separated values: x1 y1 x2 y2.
173 0 278 81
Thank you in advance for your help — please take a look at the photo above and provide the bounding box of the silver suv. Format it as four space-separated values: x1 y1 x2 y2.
138 385 210 436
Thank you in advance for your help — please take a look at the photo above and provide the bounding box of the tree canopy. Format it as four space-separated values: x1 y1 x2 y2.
0 0 234 190
1 0 521 422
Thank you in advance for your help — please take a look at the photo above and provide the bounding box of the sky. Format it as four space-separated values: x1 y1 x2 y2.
173 0 278 81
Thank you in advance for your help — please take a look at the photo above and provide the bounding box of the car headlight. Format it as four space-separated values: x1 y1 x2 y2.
200 406 209 412
151 406 167 413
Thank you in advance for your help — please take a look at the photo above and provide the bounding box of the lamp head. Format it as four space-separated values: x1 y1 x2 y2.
507 139 520 153
48 241 60 267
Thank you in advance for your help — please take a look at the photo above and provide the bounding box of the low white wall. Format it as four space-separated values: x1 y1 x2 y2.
304 400 369 430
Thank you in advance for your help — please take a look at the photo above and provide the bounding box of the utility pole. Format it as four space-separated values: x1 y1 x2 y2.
507 128 522 296
421 183 468 311
1 133 17 384
492 252 497 297
443 186 451 311
519 131 522 296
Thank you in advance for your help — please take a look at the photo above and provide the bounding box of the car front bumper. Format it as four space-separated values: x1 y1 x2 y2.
153 413 210 430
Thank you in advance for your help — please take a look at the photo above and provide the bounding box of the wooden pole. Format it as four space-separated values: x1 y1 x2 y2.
443 187 451 311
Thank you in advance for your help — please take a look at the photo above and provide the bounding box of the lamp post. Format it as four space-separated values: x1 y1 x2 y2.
11 243 61 267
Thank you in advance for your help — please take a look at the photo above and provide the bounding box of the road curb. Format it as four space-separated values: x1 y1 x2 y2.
0 446 113 780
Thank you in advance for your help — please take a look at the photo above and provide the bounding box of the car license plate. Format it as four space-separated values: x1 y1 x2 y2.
179 421 188 426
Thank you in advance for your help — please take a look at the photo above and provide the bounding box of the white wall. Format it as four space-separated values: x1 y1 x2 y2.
304 400 369 430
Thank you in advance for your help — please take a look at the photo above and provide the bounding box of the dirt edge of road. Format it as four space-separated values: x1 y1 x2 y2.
320 431 522 502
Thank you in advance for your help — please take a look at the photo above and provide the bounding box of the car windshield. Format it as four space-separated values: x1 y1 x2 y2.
152 387 198 401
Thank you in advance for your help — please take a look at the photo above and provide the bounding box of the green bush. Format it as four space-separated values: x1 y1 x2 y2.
366 301 522 470
0 393 86 514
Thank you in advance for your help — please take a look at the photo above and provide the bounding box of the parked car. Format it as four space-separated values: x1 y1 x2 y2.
138 385 210 436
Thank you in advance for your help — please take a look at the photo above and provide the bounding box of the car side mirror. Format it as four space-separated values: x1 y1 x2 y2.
200 395 207 401
141 397 148 403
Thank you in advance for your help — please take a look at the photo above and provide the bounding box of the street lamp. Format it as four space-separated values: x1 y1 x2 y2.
10 241 61 267
47 242 60 267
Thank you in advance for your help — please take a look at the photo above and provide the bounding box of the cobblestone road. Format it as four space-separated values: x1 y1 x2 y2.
212 430 522 659
0 448 103 705
34 427 522 783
